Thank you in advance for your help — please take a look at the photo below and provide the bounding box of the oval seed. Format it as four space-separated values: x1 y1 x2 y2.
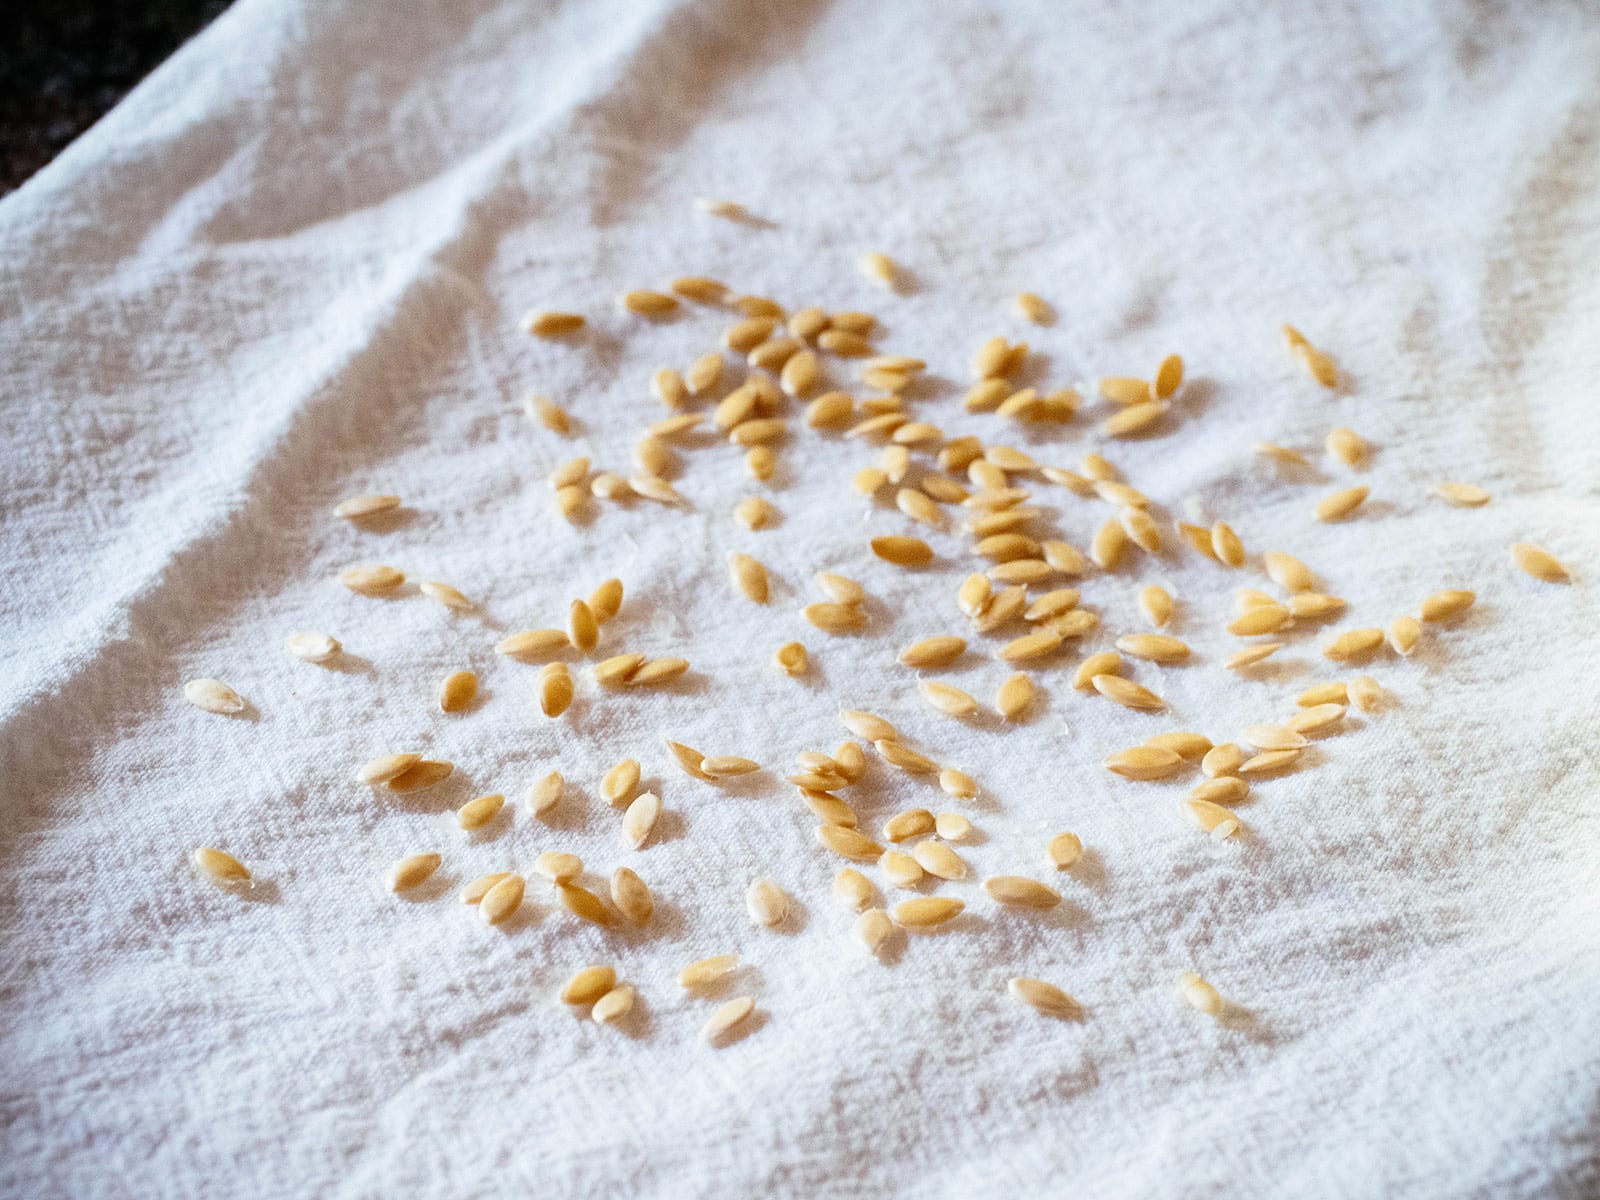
912 840 967 880
339 564 404 594
528 771 564 819
1314 485 1369 522
539 663 575 717
1349 675 1383 711
1190 776 1250 805
1432 482 1490 507
1090 517 1129 570
1073 651 1121 690
387 853 441 892
1228 604 1292 636
773 641 808 676
1254 441 1309 466
592 985 636 1025
439 671 479 713
479 875 525 925
620 289 678 316
1154 353 1184 398
1225 643 1282 670
734 497 775 531
626 657 689 688
1103 746 1185 780
815 824 883 861
702 755 760 778
1511 542 1569 582
1147 731 1213 760
871 535 933 567
535 851 583 883
334 493 401 519
840 710 897 741
183 678 245 715
1290 592 1347 619
524 310 584 337
386 760 453 793
561 966 617 1005
874 740 938 774
1241 724 1308 751
1139 585 1174 628
679 955 739 988
456 792 505 831
461 872 510 905
854 908 894 956
1388 615 1422 656
1115 634 1191 664
622 792 662 849
611 867 653 925
833 868 875 911
1211 521 1245 567
997 629 1063 663
1420 589 1475 622
729 553 770 603
549 456 589 490
555 883 615 926
1046 832 1083 869
1201 743 1244 777
193 847 250 883
1262 551 1314 593
879 850 924 889
285 631 341 662
983 875 1061 908
920 680 979 717
601 759 641 807
1238 749 1303 775
497 628 569 660
1009 977 1079 1018
1098 376 1150 405
702 995 758 1044
1092 674 1165 711
900 636 966 668
996 673 1035 721
1323 627 1385 661
1183 799 1241 839
745 878 788 927
1325 426 1366 465
1179 972 1224 1016
357 753 420 785
594 653 647 687
1289 703 1347 734
1103 400 1169 437
939 767 978 799
934 812 973 841
893 897 965 928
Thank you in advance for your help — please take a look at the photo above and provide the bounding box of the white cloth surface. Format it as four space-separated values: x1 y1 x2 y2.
3 0 1600 1196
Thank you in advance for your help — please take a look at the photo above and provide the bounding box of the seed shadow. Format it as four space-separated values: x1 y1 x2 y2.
644 806 688 848
771 896 809 935
229 880 282 905
464 805 513 844
490 897 543 934
709 1007 769 1047
1231 658 1311 686
1217 1002 1278 1043
607 991 652 1039
387 772 474 815
1069 848 1109 893
396 872 456 903
874 925 909 966
322 653 378 678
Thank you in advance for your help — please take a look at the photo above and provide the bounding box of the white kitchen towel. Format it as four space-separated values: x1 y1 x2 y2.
3 0 1599 1196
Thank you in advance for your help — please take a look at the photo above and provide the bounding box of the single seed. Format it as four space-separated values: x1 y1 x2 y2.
1073 652 1122 691
590 473 632 500
996 673 1035 721
939 767 978 799
1297 343 1339 388
879 849 924 888
1090 518 1129 570
833 869 875 911
1047 832 1083 869
833 741 867 782
724 317 777 354
983 876 1061 908
1511 543 1569 583
964 485 1032 510
1190 776 1249 805
1420 589 1475 622
975 533 1042 563
985 445 1038 473
523 310 585 337
748 337 801 372
996 628 1063 663
528 772 564 818
900 636 967 669
702 755 761 779
461 872 510 905
1147 731 1213 760
1201 743 1244 777
694 195 746 219
1103 400 1169 437
557 966 618 1008
1241 724 1308 751
1238 748 1303 775
1211 522 1245 567
1432 482 1491 507
1236 589 1276 612
1115 634 1191 664
729 417 788 447
883 809 936 843
744 446 777 481
334 493 402 522
339 564 406 594
1014 292 1051 323
801 791 856 827
1023 588 1079 622
893 896 965 928
871 535 933 566
620 289 678 316
1098 376 1150 405
972 336 1014 380
964 379 1010 413
387 853 441 892
1177 522 1220 560
895 487 944 529
1228 604 1292 637
386 760 453 793
634 434 673 478
1103 746 1185 780
592 985 636 1025
912 839 967 880
973 585 1028 633
934 812 973 841
679 954 740 988
607 867 652 926
1254 441 1310 466
549 455 590 490
734 295 785 319
1138 585 1174 628
1009 977 1079 1018
1389 615 1422 656
746 878 789 927
859 251 898 289
854 908 895 956
193 847 249 883
874 739 939 774
1324 426 1366 467
819 328 874 356
1183 799 1241 839
1079 453 1118 481
1289 703 1347 734
555 883 615 926
728 553 770 604
815 824 883 860
1263 551 1315 592
804 602 867 633
418 582 473 611
622 792 662 849
1153 353 1184 398
1225 643 1282 670
773 641 808 677
1093 674 1165 711
969 506 1041 536
840 710 897 741
554 484 585 518
1290 592 1348 620
183 678 245 714
1349 675 1383 711
535 851 583 883
848 412 908 441
920 680 979 717
1324 627 1385 661
806 391 854 430
497 629 569 661
479 874 525 925
601 759 641 807
438 670 478 713
358 753 420 785
1179 972 1225 1015
1297 682 1349 707
1314 486 1369 522
671 274 730 304
457 792 505 831
957 573 993 618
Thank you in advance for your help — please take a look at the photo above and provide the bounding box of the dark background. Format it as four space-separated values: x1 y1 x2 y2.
1 0 232 194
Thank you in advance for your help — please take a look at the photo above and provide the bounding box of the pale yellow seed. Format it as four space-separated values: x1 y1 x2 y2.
283 630 343 664
1228 604 1292 636
1323 627 1385 661
748 337 801 372
1290 593 1347 620
973 584 1028 633
741 877 786 927
1046 832 1083 869
671 275 730 304
386 760 453 793
972 336 1014 380
1146 731 1213 760
634 435 673 478
1325 426 1366 466
1154 353 1184 399
461 872 510 905
1115 634 1191 664
1289 703 1346 734
939 767 978 799
934 812 973 841
561 966 617 1005
1314 486 1369 522
815 824 884 861
874 739 938 774
859 251 898 289
1225 643 1282 670
881 809 935 843
1092 674 1165 711
497 628 569 661
1178 522 1220 561
601 759 641 807
1098 376 1151 405
879 849 924 889
1297 682 1349 707
1420 589 1475 622
1103 745 1185 780
649 368 689 410
1190 776 1249 805
357 753 420 785
439 670 478 713
523 310 584 337
1254 441 1310 466
957 572 992 617
1080 453 1118 481
984 876 1061 908
620 289 678 316
896 488 944 529
678 954 739 988
1014 292 1051 323
744 445 777 481
833 741 867 782
1090 517 1129 570
555 883 615 926
593 985 636 1025
334 493 401 520
773 641 808 677
338 564 404 594
1139 585 1174 628
590 472 631 500
694 196 746 219
1183 799 1241 839
479 875 525 925
611 867 653 926
912 839 967 880
818 328 874 356
1238 749 1303 775
1510 543 1569 583
728 553 770 604
871 535 933 567
1073 651 1121 690
702 755 761 779
1201 743 1244 777
549 455 590 491
996 628 1063 663
456 792 505 831
854 908 895 955
183 678 245 714
893 896 965 928
732 496 775 531
1103 400 1169 437
833 868 875 911
900 635 967 669
996 673 1035 721
622 792 662 849
1179 972 1224 1015
1009 977 1079 1018
387 853 441 892
724 317 777 353
1241 724 1308 752
1432 482 1490 507
1263 551 1315 593
806 391 854 429
1388 615 1422 656
919 680 979 717
1297 343 1338 388
734 295 785 319
1038 541 1088 576
840 710 897 741
1211 521 1244 567
594 653 646 687
528 771 564 818
964 379 1010 413
193 847 250 883
804 602 867 634
1349 675 1382 712
534 851 583 883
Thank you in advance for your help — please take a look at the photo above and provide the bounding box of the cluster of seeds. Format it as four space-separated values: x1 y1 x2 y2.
185 199 1576 1041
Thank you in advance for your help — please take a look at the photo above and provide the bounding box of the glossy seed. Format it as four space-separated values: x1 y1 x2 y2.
1388 616 1422 656
874 740 939 774
1238 749 1303 775
456 792 505 831
1325 426 1366 466
871 535 933 566
1201 743 1244 777
702 995 759 1045
478 874 525 925
900 636 966 669
1138 585 1174 628
815 824 884 860
1289 703 1346 734
745 877 788 927
461 872 510 905
1254 441 1310 466
733 497 775 531
193 847 250 883
1225 641 1283 672
555 883 614 926
387 853 441 892
833 868 875 912
1418 589 1474 622
183 679 245 714
729 553 770 603
840 710 897 741
879 849 924 889
594 653 646 687
1179 971 1225 1015
358 753 420 785
1211 522 1245 567
919 680 979 717
1511 543 1569 582
1153 353 1184 398
1092 675 1165 710
939 767 978 799
893 896 965 928
535 851 583 883
611 867 653 926
1190 776 1249 805
622 792 662 849
773 641 808 677
996 673 1035 721
984 876 1061 908
1009 977 1079 1018
1146 731 1212 760
1046 832 1083 869
386 760 453 793
601 759 641 807
1314 486 1369 522
497 628 569 660
439 671 478 713
1090 518 1129 570
702 755 760 779
621 289 678 316
1183 799 1241 839
592 985 635 1025
934 812 973 841
524 310 584 336
1103 400 1169 437
1263 551 1315 593
912 840 968 880
1115 634 1191 664
1289 593 1347 620
1073 652 1121 690
1228 604 1292 636
678 954 739 988
997 629 1063 663
1103 746 1185 780
1241 724 1308 751
561 966 617 1005
334 493 400 520
1323 627 1385 660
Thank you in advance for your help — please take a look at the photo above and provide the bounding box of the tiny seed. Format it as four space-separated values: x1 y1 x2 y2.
1139 585 1174 628
1183 799 1241 838
833 868 875 911
1179 971 1224 1015
1154 354 1184 399
746 877 789 927
478 874 525 925
1238 749 1303 775
1211 522 1245 567
1146 731 1213 760
874 739 939 774
1103 400 1169 437
333 494 401 519
1263 551 1315 592
386 760 453 793
1420 589 1475 622
456 792 505 831
1092 674 1165 711
594 653 647 687
983 876 1061 908
461 872 510 905
1314 486 1369 522
183 678 245 714
1009 977 1079 1018
900 635 967 669
892 897 964 928
193 847 250 883
1046 832 1083 869
438 670 478 713
1511 543 1569 583
387 853 441 892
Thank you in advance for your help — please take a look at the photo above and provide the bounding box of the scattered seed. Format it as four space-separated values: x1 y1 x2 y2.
1153 353 1185 399
1098 376 1150 405
702 755 761 779
679 954 739 988
1419 589 1475 622
1238 748 1302 775
1511 543 1569 583
804 602 867 633
621 289 679 316
478 874 525 925
1092 674 1165 711
859 251 898 289
727 553 770 604
590 473 632 501
879 849 924 889
1183 799 1241 839
840 710 897 741
875 739 939 774
622 792 662 849
1134 585 1174 629
193 847 249 883
1297 682 1350 709
1013 292 1051 323
528 772 564 818
439 670 478 713
1349 675 1383 711
854 908 895 955
555 883 615 926
871 535 933 567
1115 634 1191 664
1228 604 1292 637
1262 551 1314 593
334 494 401 522
498 629 569 661
387 853 441 892
984 875 1061 908
1388 615 1422 656
1046 832 1083 870
1223 641 1282 674
1178 971 1224 1015
1073 652 1122 690
1314 486 1369 522
1241 724 1308 751
457 792 505 831
599 759 641 807
1432 482 1490 507
917 680 977 717
1201 743 1244 777
933 813 972 842
770 641 809 678
386 760 453 793
1289 703 1346 734
1090 518 1129 570
1254 441 1310 466
1325 426 1366 466
1190 776 1249 805
1324 627 1385 660
1289 592 1347 620
594 653 647 687
893 896 964 928
995 673 1035 721
1209 522 1244 567
339 564 406 594
832 868 875 912
745 878 789 927
912 839 968 880
461 872 511 905
561 966 617 1005
358 753 420 785
524 310 585 337
819 328 874 356
183 678 245 714
939 767 978 799
815 824 884 860
1104 745 1185 780
549 455 590 490
416 581 473 612
1147 731 1213 760
592 984 636 1025
535 851 583 883
1009 977 1079 1017
1103 400 1169 437
900 635 967 669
